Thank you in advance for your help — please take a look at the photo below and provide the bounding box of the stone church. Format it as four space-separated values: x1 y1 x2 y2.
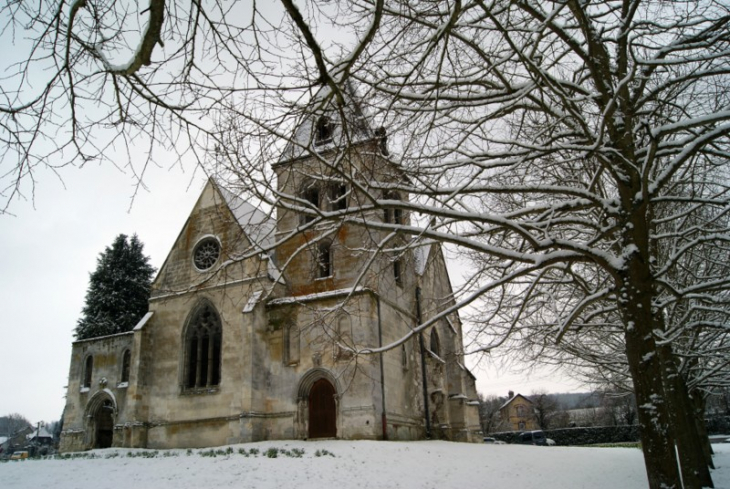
60 84 481 451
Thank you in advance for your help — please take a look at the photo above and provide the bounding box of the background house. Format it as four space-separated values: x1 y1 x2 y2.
499 392 538 431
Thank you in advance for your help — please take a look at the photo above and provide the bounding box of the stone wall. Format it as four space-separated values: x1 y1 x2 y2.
59 332 134 452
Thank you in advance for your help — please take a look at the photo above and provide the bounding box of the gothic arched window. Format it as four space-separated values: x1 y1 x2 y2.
184 303 222 390
120 349 131 384
300 182 320 225
327 183 348 211
430 328 441 357
317 242 333 278
393 258 403 286
314 116 333 145
383 191 403 225
83 356 93 388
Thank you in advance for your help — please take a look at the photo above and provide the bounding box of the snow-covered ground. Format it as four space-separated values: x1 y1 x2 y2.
2 440 729 489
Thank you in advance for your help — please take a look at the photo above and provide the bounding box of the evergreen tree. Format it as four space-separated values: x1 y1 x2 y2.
75 234 155 340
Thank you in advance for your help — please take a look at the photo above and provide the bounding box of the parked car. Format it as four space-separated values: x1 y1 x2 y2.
483 437 496 443
10 450 29 460
518 430 548 446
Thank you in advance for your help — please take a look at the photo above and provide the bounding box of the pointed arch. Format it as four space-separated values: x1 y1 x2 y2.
300 179 321 225
82 355 94 388
296 368 339 439
83 390 117 449
314 116 333 145
182 300 223 390
430 328 441 357
120 349 131 384
296 368 340 400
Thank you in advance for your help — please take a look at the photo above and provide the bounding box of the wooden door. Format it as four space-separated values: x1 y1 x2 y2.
308 379 336 438
94 401 114 448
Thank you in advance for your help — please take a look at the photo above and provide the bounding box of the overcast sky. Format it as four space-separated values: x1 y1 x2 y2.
0 162 204 423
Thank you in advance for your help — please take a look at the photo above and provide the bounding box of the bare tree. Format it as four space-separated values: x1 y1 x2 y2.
530 390 560 431
477 393 506 434
2 1 730 487
0 413 31 437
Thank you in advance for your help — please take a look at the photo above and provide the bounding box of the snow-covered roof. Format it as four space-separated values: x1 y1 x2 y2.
27 426 53 440
413 244 432 276
242 291 263 313
267 255 285 285
267 286 366 306
277 81 375 164
72 329 134 344
425 348 446 364
218 186 276 252
499 393 533 410
0 436 7 445
133 311 154 331
445 316 458 334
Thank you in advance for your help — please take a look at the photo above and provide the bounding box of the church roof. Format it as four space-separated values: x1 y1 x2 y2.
217 184 276 252
413 243 432 277
27 426 53 440
276 81 375 165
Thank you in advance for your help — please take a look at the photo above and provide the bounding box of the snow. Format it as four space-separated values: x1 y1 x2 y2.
218 186 276 251
242 291 263 313
412 244 431 276
132 312 153 332
3 440 729 489
268 286 365 306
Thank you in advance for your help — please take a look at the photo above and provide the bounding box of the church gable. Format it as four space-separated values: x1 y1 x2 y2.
152 179 275 295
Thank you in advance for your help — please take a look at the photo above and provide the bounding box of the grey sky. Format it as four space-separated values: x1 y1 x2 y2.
0 162 203 423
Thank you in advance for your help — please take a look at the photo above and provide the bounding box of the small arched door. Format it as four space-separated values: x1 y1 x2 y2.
94 400 114 448
308 378 336 438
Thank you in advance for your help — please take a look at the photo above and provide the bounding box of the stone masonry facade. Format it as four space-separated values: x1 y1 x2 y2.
60 86 481 451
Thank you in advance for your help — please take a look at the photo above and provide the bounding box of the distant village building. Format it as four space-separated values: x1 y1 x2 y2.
60 84 481 451
499 392 538 431
0 426 33 455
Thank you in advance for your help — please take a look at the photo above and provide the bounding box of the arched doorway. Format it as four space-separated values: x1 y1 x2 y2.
94 399 115 448
308 378 336 438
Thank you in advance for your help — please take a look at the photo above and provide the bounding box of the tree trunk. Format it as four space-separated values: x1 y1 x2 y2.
657 344 714 488
690 390 715 468
623 307 682 488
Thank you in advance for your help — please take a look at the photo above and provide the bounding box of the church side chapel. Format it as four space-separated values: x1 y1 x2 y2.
60 84 481 451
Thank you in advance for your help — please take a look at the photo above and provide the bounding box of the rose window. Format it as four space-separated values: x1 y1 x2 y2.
193 237 221 271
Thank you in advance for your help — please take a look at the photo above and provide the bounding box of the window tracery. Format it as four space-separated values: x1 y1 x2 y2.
183 303 222 390
193 237 221 271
